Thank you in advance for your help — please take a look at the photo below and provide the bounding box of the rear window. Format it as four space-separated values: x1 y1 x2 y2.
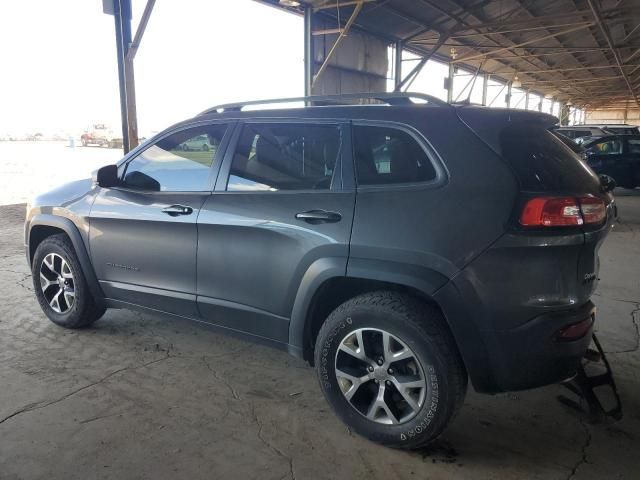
500 124 601 192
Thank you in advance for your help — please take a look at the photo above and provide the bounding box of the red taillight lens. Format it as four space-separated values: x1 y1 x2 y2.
555 316 594 342
520 196 606 227
578 196 606 224
520 197 582 226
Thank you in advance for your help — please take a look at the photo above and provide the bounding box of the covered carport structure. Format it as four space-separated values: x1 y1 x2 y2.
109 0 640 150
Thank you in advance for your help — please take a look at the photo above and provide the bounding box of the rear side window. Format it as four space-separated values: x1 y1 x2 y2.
353 125 436 186
628 138 640 154
227 123 340 191
500 124 600 192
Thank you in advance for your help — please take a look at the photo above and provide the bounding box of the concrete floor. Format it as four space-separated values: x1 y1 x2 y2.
0 192 638 480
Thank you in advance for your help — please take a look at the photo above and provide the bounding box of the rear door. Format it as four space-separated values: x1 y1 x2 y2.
90 122 231 316
196 120 354 343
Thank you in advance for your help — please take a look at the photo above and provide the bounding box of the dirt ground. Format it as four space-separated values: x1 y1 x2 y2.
0 192 639 480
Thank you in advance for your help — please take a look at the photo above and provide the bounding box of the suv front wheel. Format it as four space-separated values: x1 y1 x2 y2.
314 291 467 449
32 234 105 328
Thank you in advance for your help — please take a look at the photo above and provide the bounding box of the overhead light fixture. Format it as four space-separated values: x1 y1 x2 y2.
544 93 553 99
566 100 573 106
512 74 521 88
279 0 300 6
450 47 458 60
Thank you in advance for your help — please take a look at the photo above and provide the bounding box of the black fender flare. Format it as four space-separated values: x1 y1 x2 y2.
288 256 454 357
27 214 105 305
288 257 347 357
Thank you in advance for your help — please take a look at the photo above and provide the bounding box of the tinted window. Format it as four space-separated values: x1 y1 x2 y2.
227 123 340 191
500 124 600 192
353 125 436 186
123 124 227 191
628 138 640 154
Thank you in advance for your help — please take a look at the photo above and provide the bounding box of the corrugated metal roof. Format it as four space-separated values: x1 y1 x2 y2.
258 0 640 109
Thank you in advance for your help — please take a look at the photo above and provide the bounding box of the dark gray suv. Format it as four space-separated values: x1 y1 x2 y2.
25 93 615 448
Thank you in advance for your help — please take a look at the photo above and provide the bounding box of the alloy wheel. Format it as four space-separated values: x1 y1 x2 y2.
334 328 427 425
40 253 75 314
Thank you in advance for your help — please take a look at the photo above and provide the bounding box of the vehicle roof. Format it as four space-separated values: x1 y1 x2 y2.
188 103 557 127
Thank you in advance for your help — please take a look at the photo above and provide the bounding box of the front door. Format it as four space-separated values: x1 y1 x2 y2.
196 120 355 343
90 122 230 316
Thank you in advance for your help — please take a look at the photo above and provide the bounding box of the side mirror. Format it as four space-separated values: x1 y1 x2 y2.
94 164 119 188
599 174 616 193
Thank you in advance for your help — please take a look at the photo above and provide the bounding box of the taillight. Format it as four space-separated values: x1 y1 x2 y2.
578 195 606 224
520 196 606 227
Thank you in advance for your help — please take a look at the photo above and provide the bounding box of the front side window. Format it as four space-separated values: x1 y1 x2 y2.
353 125 437 186
122 124 227 192
227 123 341 191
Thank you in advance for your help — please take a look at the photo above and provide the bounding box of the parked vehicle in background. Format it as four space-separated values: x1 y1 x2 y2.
582 135 640 189
81 124 123 148
180 134 215 151
593 124 640 135
551 131 585 155
25 93 616 449
554 126 608 139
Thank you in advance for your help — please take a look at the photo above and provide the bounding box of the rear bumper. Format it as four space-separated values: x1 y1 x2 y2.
483 301 595 391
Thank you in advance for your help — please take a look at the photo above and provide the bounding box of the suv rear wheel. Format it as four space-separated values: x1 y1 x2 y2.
314 291 466 449
32 234 105 328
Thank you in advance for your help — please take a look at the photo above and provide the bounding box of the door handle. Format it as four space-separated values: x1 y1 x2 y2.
295 210 341 223
162 205 193 216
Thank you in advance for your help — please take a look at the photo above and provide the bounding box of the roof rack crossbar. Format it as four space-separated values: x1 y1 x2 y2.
198 92 450 115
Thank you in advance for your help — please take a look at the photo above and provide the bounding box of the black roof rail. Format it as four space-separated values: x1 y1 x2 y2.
197 91 451 115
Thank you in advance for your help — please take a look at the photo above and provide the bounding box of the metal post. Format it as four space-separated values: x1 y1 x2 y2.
538 97 543 112
120 0 137 152
113 0 130 153
304 6 314 99
447 63 454 103
525 89 530 110
506 81 512 108
394 41 403 91
481 74 489 105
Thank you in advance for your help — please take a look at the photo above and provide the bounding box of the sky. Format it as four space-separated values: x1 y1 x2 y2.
0 0 304 136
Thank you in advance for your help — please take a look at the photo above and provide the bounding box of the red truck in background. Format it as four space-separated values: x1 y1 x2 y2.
80 124 123 148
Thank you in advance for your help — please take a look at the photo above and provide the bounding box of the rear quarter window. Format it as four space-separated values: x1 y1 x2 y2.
352 125 437 186
500 124 600 192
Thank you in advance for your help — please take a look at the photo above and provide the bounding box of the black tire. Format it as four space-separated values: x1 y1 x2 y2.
201 144 209 151
32 234 105 329
314 291 467 449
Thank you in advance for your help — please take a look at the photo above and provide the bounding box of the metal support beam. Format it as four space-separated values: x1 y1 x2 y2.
395 35 448 92
111 0 132 153
452 23 595 64
312 0 363 90
506 81 512 108
304 6 314 98
525 89 530 110
447 63 454 103
587 0 640 107
481 73 488 105
126 0 155 62
394 41 403 91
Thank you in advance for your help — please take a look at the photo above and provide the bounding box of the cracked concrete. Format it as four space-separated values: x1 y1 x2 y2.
0 190 639 479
